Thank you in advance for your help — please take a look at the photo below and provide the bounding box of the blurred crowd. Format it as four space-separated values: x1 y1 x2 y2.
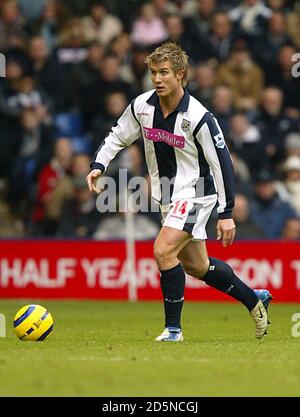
0 0 300 240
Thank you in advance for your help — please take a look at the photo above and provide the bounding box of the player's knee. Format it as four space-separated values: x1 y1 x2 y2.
183 261 209 280
154 242 173 266
153 244 168 263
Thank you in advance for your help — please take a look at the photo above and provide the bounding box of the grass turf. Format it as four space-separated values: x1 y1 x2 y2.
0 300 300 397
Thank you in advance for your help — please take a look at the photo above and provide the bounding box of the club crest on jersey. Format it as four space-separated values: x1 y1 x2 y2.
181 119 191 132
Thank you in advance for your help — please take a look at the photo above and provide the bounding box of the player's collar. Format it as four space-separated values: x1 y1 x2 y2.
147 88 190 112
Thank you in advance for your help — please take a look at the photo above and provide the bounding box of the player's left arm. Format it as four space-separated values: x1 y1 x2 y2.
195 112 236 247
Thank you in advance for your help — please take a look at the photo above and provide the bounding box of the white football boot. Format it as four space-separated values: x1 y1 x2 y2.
155 327 183 342
250 299 268 339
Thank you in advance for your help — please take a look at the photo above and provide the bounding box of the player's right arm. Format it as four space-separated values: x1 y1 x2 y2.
87 101 141 194
86 169 102 194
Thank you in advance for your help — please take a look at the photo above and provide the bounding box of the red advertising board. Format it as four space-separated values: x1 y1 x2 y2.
0 240 299 302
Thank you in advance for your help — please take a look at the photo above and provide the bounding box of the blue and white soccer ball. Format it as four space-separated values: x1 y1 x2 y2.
14 304 54 341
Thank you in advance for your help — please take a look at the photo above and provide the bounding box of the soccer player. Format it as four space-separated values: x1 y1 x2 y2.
86 42 272 342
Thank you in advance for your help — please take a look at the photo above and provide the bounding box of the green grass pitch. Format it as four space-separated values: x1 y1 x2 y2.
0 300 300 397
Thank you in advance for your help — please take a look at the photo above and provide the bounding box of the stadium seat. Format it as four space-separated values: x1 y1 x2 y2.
71 136 92 154
54 112 83 138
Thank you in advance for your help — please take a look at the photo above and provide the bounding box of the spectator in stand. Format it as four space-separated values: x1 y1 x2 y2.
276 155 300 216
185 0 217 38
208 13 235 62
256 87 298 166
56 17 88 73
119 143 147 180
17 0 47 21
158 0 197 17
0 58 26 178
69 40 104 108
3 29 31 72
28 36 66 111
81 54 134 128
229 112 265 177
0 57 25 123
266 44 300 117
62 0 90 16
1 75 53 123
281 218 300 240
266 0 292 12
250 169 296 239
0 129 18 182
229 0 273 38
109 33 132 68
218 0 241 12
285 133 300 158
251 11 293 74
215 38 264 112
0 179 23 237
232 193 264 239
164 13 202 65
230 151 253 197
188 63 215 110
131 2 168 48
152 0 179 17
287 1 300 49
81 0 123 48
58 175 99 238
207 191 261 241
71 152 91 177
90 91 128 154
119 44 152 95
211 85 234 137
32 137 73 235
106 141 147 199
9 108 54 220
53 152 93 238
0 0 26 52
25 0 69 53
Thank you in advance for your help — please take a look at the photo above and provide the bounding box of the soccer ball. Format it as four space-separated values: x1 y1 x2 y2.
14 304 54 341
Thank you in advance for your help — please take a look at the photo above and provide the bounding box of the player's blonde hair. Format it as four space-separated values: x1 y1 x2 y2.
145 42 189 87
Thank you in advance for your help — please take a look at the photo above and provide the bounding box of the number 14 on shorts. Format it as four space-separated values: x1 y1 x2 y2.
171 200 192 219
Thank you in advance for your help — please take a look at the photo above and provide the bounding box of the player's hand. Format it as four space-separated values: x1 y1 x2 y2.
86 169 102 194
216 218 236 247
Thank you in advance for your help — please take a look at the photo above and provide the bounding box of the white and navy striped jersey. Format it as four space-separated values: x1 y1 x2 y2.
91 88 235 219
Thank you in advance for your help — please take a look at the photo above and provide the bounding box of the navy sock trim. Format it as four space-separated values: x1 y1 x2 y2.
160 263 182 277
